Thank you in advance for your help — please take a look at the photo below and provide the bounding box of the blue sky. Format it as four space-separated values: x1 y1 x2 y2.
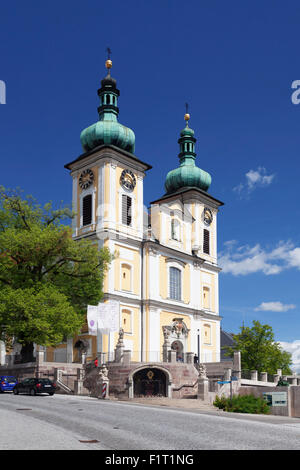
1 1 300 367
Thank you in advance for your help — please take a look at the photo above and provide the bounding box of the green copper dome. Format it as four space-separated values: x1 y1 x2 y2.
165 117 211 194
80 63 135 154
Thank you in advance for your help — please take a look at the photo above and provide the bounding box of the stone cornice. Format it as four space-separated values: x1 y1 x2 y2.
103 293 222 321
65 145 152 174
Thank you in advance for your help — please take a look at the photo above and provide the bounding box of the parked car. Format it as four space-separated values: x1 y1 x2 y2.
0 376 18 393
13 378 57 396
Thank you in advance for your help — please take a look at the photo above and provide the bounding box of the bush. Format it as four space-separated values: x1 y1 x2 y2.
213 394 270 414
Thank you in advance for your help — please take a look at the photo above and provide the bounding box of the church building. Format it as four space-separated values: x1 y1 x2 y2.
47 57 224 367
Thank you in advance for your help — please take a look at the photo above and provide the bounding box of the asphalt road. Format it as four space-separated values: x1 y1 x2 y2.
2 392 300 450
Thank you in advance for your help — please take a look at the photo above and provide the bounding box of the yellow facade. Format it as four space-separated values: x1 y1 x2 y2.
62 130 222 366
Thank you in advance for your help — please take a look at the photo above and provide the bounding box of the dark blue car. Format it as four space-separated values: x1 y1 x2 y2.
0 376 18 392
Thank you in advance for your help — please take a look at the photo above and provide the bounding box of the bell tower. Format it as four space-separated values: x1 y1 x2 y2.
65 55 151 243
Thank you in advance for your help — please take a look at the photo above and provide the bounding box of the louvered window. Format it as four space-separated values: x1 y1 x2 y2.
169 267 181 301
82 194 92 226
203 229 210 254
122 194 132 226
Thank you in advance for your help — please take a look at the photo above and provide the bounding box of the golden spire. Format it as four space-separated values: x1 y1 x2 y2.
105 47 112 70
184 102 190 124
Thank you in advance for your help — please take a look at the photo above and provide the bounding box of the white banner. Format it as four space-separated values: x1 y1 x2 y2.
87 301 120 335
87 305 99 336
98 300 120 332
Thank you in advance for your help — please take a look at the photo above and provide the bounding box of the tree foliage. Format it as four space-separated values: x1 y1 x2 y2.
224 320 293 375
0 187 112 360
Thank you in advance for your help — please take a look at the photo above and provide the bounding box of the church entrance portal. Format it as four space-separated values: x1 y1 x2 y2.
133 368 167 397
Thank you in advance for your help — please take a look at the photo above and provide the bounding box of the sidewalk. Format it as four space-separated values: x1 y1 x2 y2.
113 396 300 425
114 396 216 411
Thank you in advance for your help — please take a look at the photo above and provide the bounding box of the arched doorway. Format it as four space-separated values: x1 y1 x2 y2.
171 340 184 362
133 368 167 397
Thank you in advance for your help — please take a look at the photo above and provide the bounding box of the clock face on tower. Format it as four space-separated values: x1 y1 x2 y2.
203 207 213 225
79 169 94 190
120 169 136 191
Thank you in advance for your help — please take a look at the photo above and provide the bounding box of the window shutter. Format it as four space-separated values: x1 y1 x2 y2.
82 194 92 226
203 229 210 254
122 195 132 226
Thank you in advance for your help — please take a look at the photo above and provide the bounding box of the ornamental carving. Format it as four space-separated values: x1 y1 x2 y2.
171 318 189 338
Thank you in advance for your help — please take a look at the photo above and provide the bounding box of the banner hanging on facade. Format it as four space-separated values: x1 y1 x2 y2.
87 301 120 335
97 300 120 333
87 305 99 336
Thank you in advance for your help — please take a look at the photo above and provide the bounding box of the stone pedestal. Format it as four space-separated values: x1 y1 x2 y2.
168 350 177 363
260 372 268 382
197 377 209 401
273 374 280 383
122 350 131 366
251 370 258 381
74 368 85 395
186 352 194 364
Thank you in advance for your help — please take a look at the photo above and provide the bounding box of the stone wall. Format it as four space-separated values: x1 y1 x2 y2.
84 361 199 399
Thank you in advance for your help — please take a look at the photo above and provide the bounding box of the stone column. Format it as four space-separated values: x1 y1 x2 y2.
168 350 176 363
260 372 268 382
250 370 258 381
74 368 85 395
273 373 280 383
233 351 241 379
186 352 194 364
291 375 297 385
197 364 209 402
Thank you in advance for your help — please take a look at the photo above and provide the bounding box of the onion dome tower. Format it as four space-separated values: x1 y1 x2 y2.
165 108 211 194
80 54 135 154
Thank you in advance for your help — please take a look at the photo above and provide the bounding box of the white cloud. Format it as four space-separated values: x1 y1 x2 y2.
279 340 300 373
219 240 300 276
255 302 296 312
233 167 275 195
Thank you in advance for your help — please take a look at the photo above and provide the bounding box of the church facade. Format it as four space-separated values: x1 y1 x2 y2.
46 58 224 366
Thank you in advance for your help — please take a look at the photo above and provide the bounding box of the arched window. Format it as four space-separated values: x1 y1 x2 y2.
122 309 132 334
169 267 181 301
203 286 210 310
203 324 212 345
171 219 180 241
121 264 132 292
82 194 92 226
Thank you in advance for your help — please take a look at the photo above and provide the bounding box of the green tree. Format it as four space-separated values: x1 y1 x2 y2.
224 320 292 375
0 187 112 362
